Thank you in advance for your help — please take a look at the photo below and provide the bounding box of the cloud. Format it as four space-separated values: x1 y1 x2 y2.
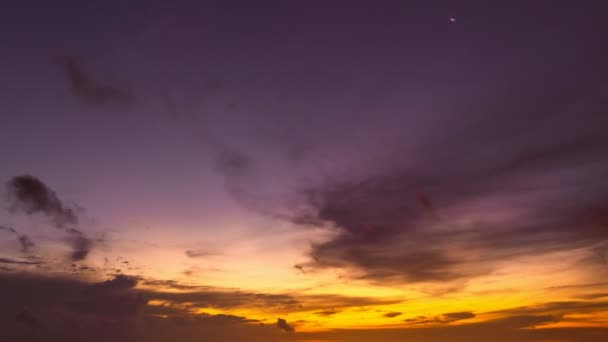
488 315 558 329
0 225 17 234
1 271 607 342
17 235 35 253
6 175 78 228
403 311 476 326
62 56 133 107
489 301 608 317
289 126 608 283
0 272 280 342
139 285 401 314
185 250 213 258
439 311 476 322
1 273 148 322
66 229 94 261
15 310 44 329
277 318 294 333
0 272 148 341
96 274 138 290
5 175 95 261
300 317 606 342
0 225 35 253
383 312 402 318
0 257 44 265
314 310 339 317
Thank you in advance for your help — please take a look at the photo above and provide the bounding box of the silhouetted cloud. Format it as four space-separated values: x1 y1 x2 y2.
185 250 213 258
314 310 339 316
403 311 476 325
97 274 138 290
66 229 93 261
17 235 35 253
439 311 476 322
488 315 558 329
301 315 604 342
290 126 608 283
2 271 607 342
0 225 35 253
490 301 608 317
15 310 44 329
0 225 17 234
140 286 401 314
62 56 133 107
276 318 294 332
383 311 402 318
6 175 78 227
0 257 44 265
5 175 95 261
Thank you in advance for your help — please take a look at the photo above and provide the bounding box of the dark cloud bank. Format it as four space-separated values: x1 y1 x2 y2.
1 271 607 342
286 84 608 284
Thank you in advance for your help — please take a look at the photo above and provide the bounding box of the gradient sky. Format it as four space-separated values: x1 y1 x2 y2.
1 1 608 341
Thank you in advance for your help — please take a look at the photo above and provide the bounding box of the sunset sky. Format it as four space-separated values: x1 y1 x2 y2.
1 1 608 341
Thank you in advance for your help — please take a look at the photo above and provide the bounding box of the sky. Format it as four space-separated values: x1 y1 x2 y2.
1 1 608 341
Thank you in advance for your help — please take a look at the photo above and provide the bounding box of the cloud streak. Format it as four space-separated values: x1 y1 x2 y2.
62 56 133 107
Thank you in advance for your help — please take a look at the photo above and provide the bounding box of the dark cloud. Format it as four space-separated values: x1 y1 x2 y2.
15 310 44 329
276 318 294 333
0 225 17 234
215 149 253 179
185 250 213 258
6 175 78 228
1 273 147 323
575 293 608 300
0 257 44 265
0 225 35 253
96 274 138 290
248 62 606 284
314 310 339 316
0 273 277 341
66 230 94 262
1 272 607 342
290 112 608 283
301 316 603 342
17 235 35 253
438 311 476 322
213 149 259 207
489 315 559 329
490 301 608 317
140 279 210 291
5 175 96 261
0 272 147 341
62 56 133 107
403 311 476 325
140 286 401 314
546 282 608 290
417 192 435 217
383 311 402 318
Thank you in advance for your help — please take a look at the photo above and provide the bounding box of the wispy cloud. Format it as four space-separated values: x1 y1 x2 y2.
62 56 133 107
0 225 35 253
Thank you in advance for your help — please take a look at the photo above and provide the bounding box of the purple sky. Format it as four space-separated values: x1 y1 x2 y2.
1 1 608 341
